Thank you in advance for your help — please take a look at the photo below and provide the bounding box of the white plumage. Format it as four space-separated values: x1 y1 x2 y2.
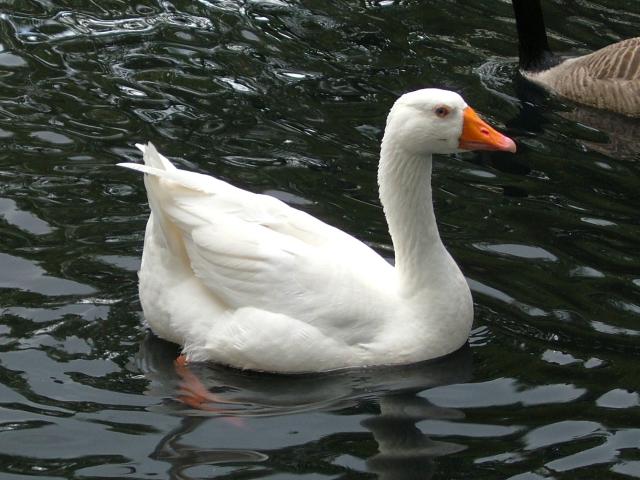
119 89 516 373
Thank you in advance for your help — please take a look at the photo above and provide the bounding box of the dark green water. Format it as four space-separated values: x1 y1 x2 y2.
1 0 640 478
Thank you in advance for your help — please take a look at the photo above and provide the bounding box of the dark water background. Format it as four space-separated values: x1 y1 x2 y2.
1 0 640 478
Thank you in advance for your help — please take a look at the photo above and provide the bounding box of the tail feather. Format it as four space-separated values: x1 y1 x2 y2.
120 142 187 259
117 162 169 177
118 143 239 259
117 162 217 194
119 143 233 195
136 142 176 171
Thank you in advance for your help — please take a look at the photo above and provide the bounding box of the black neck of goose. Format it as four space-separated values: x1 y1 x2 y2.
512 0 560 72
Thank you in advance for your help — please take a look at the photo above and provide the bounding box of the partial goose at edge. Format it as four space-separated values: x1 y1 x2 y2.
512 0 640 117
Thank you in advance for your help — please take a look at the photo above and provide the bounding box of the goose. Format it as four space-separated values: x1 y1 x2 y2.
512 0 640 116
119 88 516 373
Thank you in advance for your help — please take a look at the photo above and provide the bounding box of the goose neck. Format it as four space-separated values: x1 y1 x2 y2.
378 140 447 295
512 0 560 71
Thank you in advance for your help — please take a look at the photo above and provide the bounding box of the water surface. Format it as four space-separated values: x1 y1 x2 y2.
1 0 639 479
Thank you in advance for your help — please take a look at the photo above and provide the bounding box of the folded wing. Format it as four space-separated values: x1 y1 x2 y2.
119 143 394 344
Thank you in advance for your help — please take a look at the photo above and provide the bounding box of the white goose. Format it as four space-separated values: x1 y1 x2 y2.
119 89 516 373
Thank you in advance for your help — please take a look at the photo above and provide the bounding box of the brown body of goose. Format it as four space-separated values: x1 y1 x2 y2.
513 0 640 117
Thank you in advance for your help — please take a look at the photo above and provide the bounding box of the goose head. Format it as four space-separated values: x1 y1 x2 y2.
385 89 516 155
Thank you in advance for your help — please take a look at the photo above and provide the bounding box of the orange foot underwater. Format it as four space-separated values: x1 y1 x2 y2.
174 355 245 427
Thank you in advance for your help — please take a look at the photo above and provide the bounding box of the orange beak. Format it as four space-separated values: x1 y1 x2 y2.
459 107 516 153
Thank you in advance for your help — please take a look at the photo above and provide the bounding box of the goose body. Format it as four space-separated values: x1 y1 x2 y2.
120 89 516 373
513 0 640 116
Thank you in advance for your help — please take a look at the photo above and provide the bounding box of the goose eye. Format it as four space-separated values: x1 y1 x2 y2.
434 106 450 118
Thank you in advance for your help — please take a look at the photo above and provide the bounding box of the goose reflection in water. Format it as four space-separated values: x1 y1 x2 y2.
136 333 472 479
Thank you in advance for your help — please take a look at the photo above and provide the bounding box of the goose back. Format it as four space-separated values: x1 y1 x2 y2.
513 0 640 117
524 38 640 116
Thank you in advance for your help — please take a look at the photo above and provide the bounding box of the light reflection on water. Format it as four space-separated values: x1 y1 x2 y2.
0 0 639 478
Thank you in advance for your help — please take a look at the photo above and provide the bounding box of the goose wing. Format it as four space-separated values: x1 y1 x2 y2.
575 37 640 81
544 38 640 116
119 144 394 339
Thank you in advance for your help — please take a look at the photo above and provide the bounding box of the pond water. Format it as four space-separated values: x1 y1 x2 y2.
1 0 639 478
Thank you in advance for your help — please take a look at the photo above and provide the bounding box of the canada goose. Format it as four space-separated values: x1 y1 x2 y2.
119 89 516 373
512 0 640 116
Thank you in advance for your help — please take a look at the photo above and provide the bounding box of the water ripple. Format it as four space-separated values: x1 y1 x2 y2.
6 11 215 44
